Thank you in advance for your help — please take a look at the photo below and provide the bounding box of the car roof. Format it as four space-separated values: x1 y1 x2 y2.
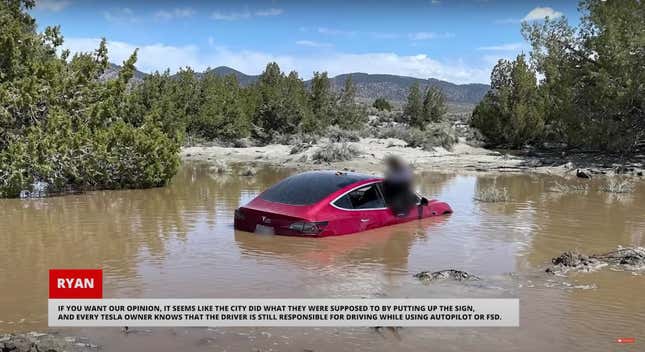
258 170 381 206
305 170 379 181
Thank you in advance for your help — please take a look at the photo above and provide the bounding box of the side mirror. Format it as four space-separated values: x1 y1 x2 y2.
419 196 429 206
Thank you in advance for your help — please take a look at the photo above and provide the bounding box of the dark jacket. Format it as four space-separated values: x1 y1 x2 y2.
383 167 416 216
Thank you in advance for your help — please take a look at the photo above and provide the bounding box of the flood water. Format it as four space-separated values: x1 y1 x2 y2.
1 163 644 351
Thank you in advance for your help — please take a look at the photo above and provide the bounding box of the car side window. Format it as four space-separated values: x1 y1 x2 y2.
333 183 385 210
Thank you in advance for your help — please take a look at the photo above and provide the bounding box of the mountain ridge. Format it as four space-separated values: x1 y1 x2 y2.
104 64 489 104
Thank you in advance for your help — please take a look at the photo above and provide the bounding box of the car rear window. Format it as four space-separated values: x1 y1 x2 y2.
259 171 372 205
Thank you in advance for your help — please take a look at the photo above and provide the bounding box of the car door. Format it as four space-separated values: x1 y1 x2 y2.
334 182 389 231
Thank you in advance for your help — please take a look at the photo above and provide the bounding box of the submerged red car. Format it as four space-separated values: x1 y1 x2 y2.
234 171 452 237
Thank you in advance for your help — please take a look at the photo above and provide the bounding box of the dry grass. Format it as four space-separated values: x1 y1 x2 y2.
550 181 589 194
312 143 362 162
327 126 360 143
474 185 509 202
600 177 633 193
372 123 458 151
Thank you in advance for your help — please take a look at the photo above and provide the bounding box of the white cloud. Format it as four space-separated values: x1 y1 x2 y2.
409 32 454 41
295 40 332 48
496 6 563 24
62 37 491 84
477 42 525 51
211 8 283 21
523 7 563 21
35 0 71 12
153 8 195 21
104 8 139 23
63 38 203 72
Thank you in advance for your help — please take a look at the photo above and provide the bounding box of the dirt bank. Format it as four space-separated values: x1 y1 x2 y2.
181 137 645 178
0 332 98 352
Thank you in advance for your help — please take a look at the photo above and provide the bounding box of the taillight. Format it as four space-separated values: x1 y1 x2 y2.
288 221 328 235
234 208 246 220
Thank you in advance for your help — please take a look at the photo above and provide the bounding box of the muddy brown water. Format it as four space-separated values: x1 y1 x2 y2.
1 163 644 352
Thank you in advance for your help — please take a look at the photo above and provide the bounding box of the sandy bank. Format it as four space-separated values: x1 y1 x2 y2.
181 137 644 178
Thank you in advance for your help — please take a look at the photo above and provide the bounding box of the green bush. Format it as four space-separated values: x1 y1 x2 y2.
373 97 392 111
473 0 644 152
0 1 181 198
470 55 545 147
0 113 179 197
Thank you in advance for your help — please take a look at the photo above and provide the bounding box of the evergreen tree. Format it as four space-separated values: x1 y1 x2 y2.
0 0 179 197
306 71 333 131
521 0 644 151
282 70 312 134
193 73 249 140
373 97 392 111
471 55 544 147
253 63 313 139
404 83 423 128
422 86 447 124
253 62 285 138
333 76 366 130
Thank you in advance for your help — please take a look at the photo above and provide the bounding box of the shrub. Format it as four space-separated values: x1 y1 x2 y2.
312 143 362 162
327 125 360 142
290 143 310 154
474 186 509 202
0 117 179 197
373 98 392 111
550 181 589 194
374 123 458 151
0 3 181 198
600 178 633 194
424 123 458 150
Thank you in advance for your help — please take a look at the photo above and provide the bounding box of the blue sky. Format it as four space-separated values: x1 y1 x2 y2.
31 0 581 84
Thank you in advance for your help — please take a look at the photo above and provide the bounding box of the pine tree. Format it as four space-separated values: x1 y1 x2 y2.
0 1 180 197
193 73 249 140
333 76 365 130
282 70 312 134
422 86 447 124
404 83 423 128
306 71 334 132
471 55 544 147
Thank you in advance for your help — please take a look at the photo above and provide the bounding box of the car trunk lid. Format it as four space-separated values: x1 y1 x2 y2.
235 199 324 235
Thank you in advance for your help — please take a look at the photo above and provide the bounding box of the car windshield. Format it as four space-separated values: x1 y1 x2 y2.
259 171 373 205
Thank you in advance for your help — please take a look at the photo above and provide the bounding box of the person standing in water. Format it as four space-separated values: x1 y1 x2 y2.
382 156 416 217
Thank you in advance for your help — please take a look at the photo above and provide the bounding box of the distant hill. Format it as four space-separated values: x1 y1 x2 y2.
105 64 489 104
199 66 258 86
327 73 489 105
102 63 147 84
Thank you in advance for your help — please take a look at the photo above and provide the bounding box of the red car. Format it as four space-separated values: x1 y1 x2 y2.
234 171 452 237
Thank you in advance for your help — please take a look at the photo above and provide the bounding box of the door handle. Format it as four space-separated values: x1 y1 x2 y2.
361 219 370 223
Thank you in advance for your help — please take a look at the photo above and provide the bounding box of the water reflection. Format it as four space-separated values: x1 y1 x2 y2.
234 217 449 272
1 163 644 352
